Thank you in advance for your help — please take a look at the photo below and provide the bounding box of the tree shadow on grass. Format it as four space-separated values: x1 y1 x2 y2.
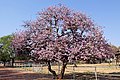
109 72 120 74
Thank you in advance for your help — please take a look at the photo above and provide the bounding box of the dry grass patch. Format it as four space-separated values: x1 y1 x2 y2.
19 63 120 74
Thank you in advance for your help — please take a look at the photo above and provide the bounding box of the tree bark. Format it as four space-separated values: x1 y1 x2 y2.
59 62 67 79
3 61 6 67
11 58 14 67
47 60 57 79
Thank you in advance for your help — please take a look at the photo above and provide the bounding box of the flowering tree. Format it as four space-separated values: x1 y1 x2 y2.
12 31 31 60
12 5 114 79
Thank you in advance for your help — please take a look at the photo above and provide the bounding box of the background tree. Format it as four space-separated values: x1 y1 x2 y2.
0 35 13 66
12 5 114 79
110 44 119 53
12 31 31 61
110 45 120 64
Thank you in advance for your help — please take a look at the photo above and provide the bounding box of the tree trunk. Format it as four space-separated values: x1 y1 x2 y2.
3 61 6 67
47 60 57 79
59 62 67 79
11 58 14 67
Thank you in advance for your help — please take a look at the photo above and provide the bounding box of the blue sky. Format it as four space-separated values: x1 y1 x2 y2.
0 0 120 46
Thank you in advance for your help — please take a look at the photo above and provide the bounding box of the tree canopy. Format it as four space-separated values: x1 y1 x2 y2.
12 5 114 79
0 35 13 66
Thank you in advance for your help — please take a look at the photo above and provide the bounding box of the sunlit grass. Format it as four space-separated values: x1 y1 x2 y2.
17 62 120 74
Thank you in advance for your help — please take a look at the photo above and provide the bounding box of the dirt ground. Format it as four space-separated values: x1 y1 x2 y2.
0 67 52 80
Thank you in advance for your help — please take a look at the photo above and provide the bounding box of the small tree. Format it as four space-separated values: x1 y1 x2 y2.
12 5 114 79
0 35 13 66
